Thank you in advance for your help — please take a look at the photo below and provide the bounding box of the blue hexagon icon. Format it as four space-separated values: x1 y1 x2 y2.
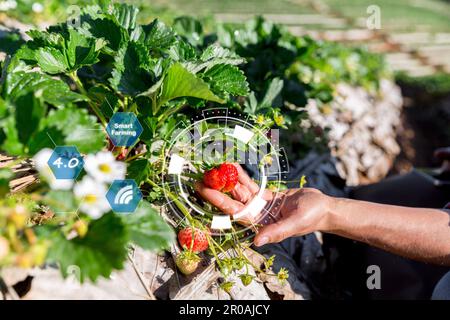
106 179 142 214
106 112 143 147
48 146 84 180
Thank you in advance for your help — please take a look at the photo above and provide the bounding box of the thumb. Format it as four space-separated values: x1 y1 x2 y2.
254 216 302 246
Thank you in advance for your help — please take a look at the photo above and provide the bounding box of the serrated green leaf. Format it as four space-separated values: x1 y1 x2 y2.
203 64 249 97
27 28 103 74
126 159 150 186
26 30 64 47
81 17 128 52
168 39 197 62
111 3 138 30
112 3 139 30
141 19 177 52
5 71 86 107
45 213 129 282
158 63 224 108
15 92 46 145
123 201 174 251
65 28 103 70
185 44 245 74
39 106 105 154
109 42 154 96
34 47 68 74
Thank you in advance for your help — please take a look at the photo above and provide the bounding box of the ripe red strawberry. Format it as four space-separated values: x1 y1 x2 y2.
203 162 238 192
203 167 226 191
218 163 238 192
178 227 209 252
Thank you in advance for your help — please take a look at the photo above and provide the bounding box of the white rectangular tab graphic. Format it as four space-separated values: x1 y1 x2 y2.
232 125 254 144
211 215 232 230
168 154 184 174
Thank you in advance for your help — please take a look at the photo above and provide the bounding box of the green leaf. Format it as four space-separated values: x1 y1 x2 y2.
203 64 249 97
0 168 13 197
158 63 225 108
260 77 284 108
126 159 150 186
88 85 119 120
28 29 103 74
185 44 245 74
5 71 87 107
109 42 154 96
200 44 245 65
45 213 129 282
140 19 177 52
0 115 24 155
27 127 64 155
34 47 68 74
81 17 128 52
37 106 105 154
123 201 174 251
65 28 103 70
14 92 46 145
44 190 78 214
112 3 139 30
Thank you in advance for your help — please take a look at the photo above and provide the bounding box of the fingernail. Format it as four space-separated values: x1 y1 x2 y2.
256 236 269 246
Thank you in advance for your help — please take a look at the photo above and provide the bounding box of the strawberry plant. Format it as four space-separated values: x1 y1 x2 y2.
0 0 391 295
0 1 283 289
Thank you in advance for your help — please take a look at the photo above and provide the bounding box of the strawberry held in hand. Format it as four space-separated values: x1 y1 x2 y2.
178 227 209 252
203 163 238 192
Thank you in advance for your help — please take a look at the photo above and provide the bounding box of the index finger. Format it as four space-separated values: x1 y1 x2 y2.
194 182 244 215
234 163 260 194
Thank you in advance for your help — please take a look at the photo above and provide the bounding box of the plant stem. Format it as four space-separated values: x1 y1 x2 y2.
157 103 186 127
70 72 107 126
146 178 194 224
125 152 146 162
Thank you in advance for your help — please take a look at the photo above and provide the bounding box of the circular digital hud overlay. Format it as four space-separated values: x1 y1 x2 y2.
161 108 289 239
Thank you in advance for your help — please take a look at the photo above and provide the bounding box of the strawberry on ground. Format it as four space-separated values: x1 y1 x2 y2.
178 227 209 252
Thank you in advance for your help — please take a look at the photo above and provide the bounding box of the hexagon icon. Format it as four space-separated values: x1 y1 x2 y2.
106 112 143 147
106 179 142 214
48 146 84 180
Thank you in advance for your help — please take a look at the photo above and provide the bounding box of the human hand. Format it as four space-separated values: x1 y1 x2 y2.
253 188 332 246
195 164 333 246
194 164 274 224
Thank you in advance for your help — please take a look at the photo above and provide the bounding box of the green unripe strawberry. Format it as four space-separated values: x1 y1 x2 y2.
175 251 201 275
239 274 254 286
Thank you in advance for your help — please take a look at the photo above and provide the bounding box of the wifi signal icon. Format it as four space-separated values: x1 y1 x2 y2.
114 185 134 205
106 179 142 213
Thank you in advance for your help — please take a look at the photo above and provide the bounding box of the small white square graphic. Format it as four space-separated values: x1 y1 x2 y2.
168 154 184 174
